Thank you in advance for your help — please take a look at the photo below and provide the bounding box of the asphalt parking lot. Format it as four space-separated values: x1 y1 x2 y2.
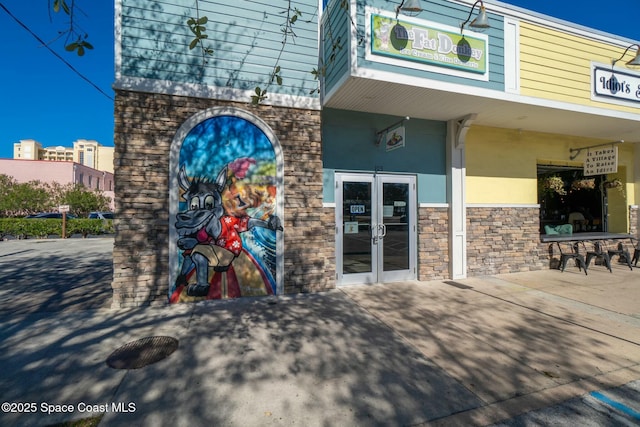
0 237 114 314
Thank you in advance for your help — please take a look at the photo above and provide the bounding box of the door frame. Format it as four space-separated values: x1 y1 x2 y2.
335 172 417 286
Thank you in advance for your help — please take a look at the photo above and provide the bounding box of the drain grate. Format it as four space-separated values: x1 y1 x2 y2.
106 336 179 369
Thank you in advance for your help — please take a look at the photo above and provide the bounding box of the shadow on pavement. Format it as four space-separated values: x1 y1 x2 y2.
0 239 113 315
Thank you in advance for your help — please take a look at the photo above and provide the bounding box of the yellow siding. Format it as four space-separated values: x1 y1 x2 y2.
519 22 639 114
466 126 636 232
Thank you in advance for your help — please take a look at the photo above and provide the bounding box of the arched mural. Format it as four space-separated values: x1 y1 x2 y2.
168 108 283 303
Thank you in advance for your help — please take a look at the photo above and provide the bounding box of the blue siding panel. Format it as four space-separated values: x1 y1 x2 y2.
120 0 320 97
322 0 350 95
322 108 447 204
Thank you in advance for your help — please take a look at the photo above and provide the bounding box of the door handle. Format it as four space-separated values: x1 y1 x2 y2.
378 223 387 238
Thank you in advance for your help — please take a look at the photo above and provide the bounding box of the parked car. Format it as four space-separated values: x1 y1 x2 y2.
88 211 114 220
25 212 77 219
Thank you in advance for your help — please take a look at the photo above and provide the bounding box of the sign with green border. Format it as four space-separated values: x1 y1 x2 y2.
371 13 487 75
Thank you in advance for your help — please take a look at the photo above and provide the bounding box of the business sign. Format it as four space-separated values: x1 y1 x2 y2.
593 65 640 105
584 146 618 176
385 125 405 152
350 204 366 214
344 221 359 234
370 12 488 75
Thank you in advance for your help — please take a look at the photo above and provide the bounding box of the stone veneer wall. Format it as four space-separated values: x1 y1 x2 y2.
630 205 638 237
418 207 450 280
466 206 547 276
112 90 334 307
320 207 336 288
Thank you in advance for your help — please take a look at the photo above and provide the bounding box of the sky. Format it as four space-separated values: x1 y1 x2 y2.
0 1 638 160
0 1 114 159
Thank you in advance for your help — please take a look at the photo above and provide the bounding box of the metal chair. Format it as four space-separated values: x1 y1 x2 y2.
600 240 633 271
630 238 639 267
580 241 612 273
556 241 587 275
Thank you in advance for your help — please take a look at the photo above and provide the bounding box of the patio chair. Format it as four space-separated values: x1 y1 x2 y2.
556 241 587 275
600 240 633 271
580 241 612 273
630 238 639 267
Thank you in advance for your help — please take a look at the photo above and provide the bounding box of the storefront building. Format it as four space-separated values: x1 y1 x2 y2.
112 0 640 307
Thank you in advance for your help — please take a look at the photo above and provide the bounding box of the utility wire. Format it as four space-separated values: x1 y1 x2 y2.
0 2 114 101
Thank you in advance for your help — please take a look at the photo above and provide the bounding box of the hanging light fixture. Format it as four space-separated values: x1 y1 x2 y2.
611 44 640 68
396 0 422 19
460 0 490 33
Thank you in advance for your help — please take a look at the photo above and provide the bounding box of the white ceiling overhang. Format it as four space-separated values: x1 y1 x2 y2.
323 72 640 143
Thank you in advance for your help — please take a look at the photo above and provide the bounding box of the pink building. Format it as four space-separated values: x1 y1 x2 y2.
0 159 115 208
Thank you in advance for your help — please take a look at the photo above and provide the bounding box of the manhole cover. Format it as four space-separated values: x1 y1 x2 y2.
106 336 179 369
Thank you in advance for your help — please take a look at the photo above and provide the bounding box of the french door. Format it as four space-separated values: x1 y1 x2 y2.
336 173 416 285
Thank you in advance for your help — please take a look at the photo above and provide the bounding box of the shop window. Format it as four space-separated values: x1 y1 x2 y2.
537 165 605 233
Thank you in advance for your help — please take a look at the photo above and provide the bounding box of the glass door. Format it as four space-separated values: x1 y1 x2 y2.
337 174 377 285
336 173 416 285
378 175 416 283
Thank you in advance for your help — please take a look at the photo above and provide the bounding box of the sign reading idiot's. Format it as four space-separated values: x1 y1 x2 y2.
369 12 488 75
593 65 640 105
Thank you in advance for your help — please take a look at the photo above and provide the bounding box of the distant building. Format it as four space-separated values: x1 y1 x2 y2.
12 139 114 173
0 159 115 209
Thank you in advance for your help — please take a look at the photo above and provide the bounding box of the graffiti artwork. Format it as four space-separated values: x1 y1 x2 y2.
169 113 282 303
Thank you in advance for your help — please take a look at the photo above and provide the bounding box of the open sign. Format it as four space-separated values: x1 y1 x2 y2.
350 204 365 214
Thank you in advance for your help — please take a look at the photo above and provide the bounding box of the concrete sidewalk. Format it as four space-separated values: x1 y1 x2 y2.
0 238 639 426
344 268 640 426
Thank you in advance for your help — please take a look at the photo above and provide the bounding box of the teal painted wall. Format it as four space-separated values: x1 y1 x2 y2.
322 109 447 204
120 0 319 97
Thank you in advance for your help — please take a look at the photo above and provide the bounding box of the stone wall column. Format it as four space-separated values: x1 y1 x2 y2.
112 90 333 307
417 206 450 280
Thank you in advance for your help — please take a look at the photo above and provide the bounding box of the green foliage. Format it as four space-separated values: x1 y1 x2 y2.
187 13 214 69
187 16 210 49
60 184 110 217
251 87 268 105
0 174 110 218
0 180 55 216
67 219 114 238
271 66 283 86
50 0 94 56
65 38 94 56
0 218 29 239
53 0 71 14
0 218 113 240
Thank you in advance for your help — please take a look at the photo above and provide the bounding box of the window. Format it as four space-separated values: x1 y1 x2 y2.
538 165 604 233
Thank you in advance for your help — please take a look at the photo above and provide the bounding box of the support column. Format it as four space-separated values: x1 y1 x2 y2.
447 114 475 279
635 142 640 235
